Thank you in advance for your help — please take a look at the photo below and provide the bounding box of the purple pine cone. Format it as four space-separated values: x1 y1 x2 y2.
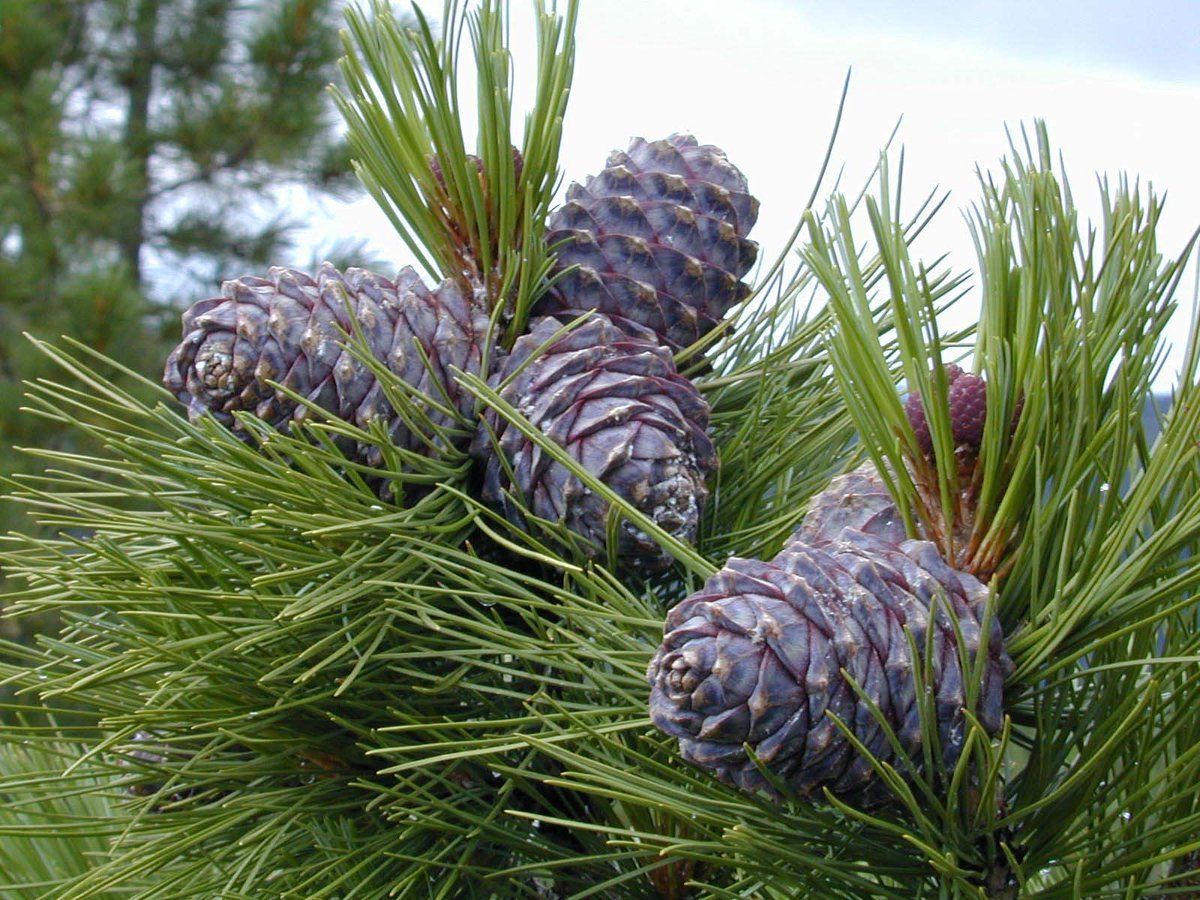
794 466 908 547
647 468 1011 802
472 314 717 570
948 372 987 447
536 133 759 351
904 364 989 453
163 264 489 467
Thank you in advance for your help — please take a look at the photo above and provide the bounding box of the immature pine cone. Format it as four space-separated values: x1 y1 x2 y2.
164 264 489 466
537 133 758 351
429 147 524 193
473 314 716 570
647 469 1010 801
904 364 989 453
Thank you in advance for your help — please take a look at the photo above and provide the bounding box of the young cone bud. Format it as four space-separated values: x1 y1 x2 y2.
905 363 989 453
429 147 524 194
948 371 988 447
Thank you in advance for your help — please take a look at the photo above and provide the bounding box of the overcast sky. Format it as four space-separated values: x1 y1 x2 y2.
307 0 1200 384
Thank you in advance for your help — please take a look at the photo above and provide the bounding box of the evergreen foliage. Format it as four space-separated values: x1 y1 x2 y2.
1 3 1199 897
0 0 361 543
0 742 123 898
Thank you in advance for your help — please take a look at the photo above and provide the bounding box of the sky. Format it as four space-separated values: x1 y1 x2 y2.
306 0 1200 384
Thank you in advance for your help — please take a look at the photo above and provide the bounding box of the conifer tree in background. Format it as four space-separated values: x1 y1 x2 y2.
3 2 1200 898
0 0 359 547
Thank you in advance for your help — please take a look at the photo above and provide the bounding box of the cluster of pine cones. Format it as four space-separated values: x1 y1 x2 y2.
164 133 1011 805
164 134 756 571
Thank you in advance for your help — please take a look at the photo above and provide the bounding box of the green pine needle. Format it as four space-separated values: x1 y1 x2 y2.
333 0 576 342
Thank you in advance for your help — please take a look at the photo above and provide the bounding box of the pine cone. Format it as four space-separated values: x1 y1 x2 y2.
537 133 759 351
164 264 490 466
905 364 988 453
472 314 716 570
948 372 988 447
647 470 1010 801
793 466 908 547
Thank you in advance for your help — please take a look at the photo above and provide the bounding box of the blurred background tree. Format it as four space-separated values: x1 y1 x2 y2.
0 0 365 638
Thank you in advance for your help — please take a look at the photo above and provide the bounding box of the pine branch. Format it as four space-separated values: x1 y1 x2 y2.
3 7 1200 897
333 0 576 339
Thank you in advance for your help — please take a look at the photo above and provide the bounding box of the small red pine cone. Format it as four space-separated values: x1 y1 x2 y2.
430 147 524 192
948 372 987 447
905 364 990 453
904 391 934 454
